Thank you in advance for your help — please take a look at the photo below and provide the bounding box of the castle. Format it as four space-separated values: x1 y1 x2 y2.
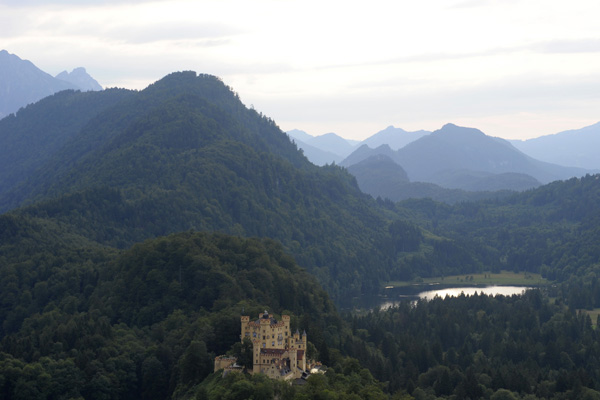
214 311 311 381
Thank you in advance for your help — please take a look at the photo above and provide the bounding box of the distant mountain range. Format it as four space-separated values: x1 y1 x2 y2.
287 126 430 166
347 154 524 203
56 67 102 92
287 129 354 164
361 125 430 150
0 49 102 119
510 122 600 170
338 123 596 201
290 122 600 197
0 71 419 301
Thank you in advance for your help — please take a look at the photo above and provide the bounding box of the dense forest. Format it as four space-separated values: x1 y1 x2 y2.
0 231 342 399
0 71 483 301
398 174 600 308
2 71 600 399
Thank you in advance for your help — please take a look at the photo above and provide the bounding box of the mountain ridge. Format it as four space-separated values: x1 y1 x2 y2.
2 71 439 301
0 49 102 119
341 123 591 193
56 67 103 91
511 121 600 170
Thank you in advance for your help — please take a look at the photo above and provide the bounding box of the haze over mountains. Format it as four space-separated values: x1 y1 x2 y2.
288 126 430 165
511 122 600 170
290 121 599 202
0 71 425 300
0 49 102 119
4 59 600 398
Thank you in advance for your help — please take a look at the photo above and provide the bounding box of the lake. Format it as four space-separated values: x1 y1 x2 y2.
379 285 532 310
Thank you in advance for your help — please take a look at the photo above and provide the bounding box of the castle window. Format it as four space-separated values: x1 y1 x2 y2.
272 341 275 346
253 332 256 337
262 343 266 348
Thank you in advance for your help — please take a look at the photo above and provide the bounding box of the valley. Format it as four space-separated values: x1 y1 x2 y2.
1 70 600 399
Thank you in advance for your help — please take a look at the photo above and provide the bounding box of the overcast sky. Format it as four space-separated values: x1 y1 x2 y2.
2 0 600 140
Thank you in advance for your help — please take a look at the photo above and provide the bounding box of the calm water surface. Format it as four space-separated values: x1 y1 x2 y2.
380 285 532 310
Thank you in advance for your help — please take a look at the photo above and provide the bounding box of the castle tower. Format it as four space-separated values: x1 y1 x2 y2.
238 311 309 379
240 316 250 341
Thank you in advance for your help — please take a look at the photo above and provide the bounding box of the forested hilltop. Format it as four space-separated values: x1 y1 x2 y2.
3 71 600 399
0 231 355 398
0 71 481 301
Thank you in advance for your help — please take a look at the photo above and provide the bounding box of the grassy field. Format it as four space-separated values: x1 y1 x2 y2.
385 270 551 288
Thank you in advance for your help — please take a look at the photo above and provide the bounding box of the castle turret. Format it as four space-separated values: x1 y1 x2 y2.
237 312 312 380
240 316 250 341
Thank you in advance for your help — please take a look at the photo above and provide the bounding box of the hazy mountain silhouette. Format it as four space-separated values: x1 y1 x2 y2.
288 126 428 165
0 50 102 119
511 122 600 170
360 125 430 150
346 154 525 203
342 123 590 191
340 144 396 168
289 137 343 165
396 123 588 185
56 67 103 91
0 71 412 299
287 128 314 143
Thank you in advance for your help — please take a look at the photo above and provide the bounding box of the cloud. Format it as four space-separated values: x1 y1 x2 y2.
1 0 157 5
103 22 241 44
531 38 600 54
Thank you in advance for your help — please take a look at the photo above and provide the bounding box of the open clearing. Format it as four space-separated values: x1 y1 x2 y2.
385 270 550 288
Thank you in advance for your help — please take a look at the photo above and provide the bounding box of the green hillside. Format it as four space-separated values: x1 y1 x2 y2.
0 88 133 198
401 174 600 308
0 71 481 301
0 230 342 399
3 71 600 399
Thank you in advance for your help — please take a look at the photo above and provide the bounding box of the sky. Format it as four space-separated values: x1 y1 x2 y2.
2 0 600 141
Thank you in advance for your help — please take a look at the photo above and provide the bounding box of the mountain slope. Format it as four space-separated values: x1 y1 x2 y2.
0 88 134 197
347 154 409 194
0 226 340 398
395 123 588 185
0 50 103 120
306 132 356 158
360 125 430 150
346 154 518 203
340 144 396 168
56 67 103 91
342 123 590 191
1 71 423 300
287 129 358 164
0 50 79 118
289 137 343 165
511 121 600 170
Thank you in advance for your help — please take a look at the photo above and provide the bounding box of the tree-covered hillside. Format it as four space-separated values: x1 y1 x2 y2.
3 70 600 399
0 71 481 301
0 231 341 399
0 88 133 197
401 174 600 307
